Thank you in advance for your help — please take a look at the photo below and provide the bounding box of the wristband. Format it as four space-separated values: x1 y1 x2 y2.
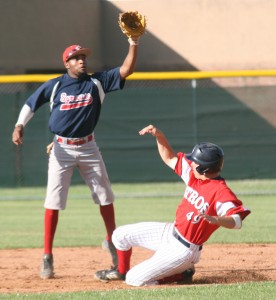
128 38 139 46
231 214 242 229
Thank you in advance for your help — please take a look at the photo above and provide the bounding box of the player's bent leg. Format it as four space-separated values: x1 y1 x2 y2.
125 261 194 286
158 265 196 284
125 231 198 286
94 247 132 282
112 222 167 251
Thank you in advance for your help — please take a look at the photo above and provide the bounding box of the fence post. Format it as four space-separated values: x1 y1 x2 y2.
191 79 198 145
14 91 23 186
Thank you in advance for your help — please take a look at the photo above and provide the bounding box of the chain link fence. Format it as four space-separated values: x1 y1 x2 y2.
1 74 276 187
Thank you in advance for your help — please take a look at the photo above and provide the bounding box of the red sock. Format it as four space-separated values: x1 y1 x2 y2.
99 203 116 241
117 248 132 274
44 209 59 254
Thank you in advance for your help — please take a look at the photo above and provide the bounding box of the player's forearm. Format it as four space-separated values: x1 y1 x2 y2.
213 216 236 229
139 125 177 169
156 134 177 169
200 213 241 229
120 43 138 79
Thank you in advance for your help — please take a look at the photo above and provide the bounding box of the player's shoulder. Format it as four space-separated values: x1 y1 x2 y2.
91 71 105 80
44 74 64 87
210 176 229 189
92 67 120 79
215 178 238 199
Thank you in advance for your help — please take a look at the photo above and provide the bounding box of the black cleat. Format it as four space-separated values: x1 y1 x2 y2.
181 266 195 284
94 268 126 282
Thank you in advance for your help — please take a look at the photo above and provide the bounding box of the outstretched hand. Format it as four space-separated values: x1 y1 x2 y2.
139 124 161 137
139 124 177 169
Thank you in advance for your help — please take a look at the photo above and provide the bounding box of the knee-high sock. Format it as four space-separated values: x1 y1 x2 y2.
44 209 59 254
99 203 116 241
117 248 132 274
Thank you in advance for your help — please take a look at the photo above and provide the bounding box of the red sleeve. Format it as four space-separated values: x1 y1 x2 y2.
226 206 251 220
174 152 192 175
174 152 184 176
217 184 251 221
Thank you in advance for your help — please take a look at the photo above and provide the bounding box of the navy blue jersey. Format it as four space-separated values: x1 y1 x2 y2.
26 67 124 137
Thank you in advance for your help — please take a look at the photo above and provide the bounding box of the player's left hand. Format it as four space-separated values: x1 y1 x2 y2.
118 11 146 39
46 142 54 155
198 213 219 225
12 125 24 145
139 125 160 137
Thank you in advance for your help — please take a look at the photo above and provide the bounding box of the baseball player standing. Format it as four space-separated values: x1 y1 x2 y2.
12 36 140 279
95 124 251 286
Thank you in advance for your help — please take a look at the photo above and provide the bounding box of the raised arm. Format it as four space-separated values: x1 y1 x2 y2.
119 41 138 80
139 125 178 170
118 11 146 80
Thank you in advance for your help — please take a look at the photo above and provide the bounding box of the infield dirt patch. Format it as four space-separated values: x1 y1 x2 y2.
0 244 275 294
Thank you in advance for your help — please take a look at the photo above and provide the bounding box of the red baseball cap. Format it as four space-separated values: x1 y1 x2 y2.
62 45 91 63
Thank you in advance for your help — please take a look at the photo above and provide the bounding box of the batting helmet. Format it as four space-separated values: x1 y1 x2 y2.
186 142 224 175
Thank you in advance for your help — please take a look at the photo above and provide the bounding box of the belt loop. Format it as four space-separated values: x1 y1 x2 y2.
57 136 64 143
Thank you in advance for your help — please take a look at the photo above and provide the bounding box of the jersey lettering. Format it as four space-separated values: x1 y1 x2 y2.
194 196 205 210
189 190 199 204
185 211 201 224
186 211 193 221
184 186 209 213
59 92 93 110
192 214 201 224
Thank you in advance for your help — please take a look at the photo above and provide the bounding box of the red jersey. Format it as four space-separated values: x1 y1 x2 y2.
174 152 251 245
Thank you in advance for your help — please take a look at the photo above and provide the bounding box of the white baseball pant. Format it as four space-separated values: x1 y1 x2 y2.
112 222 202 286
44 136 114 210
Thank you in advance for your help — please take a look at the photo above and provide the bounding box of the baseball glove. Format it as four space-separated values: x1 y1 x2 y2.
118 11 146 39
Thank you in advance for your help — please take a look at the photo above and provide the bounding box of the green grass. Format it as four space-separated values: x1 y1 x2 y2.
0 282 275 300
0 180 275 299
0 180 275 248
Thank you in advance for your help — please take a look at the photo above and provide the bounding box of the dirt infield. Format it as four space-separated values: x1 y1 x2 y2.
0 244 275 294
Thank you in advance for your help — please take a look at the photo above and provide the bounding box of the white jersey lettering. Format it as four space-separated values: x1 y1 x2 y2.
184 186 210 213
60 92 93 110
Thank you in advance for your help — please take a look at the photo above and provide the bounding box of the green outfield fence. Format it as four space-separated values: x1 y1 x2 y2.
1 70 276 187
